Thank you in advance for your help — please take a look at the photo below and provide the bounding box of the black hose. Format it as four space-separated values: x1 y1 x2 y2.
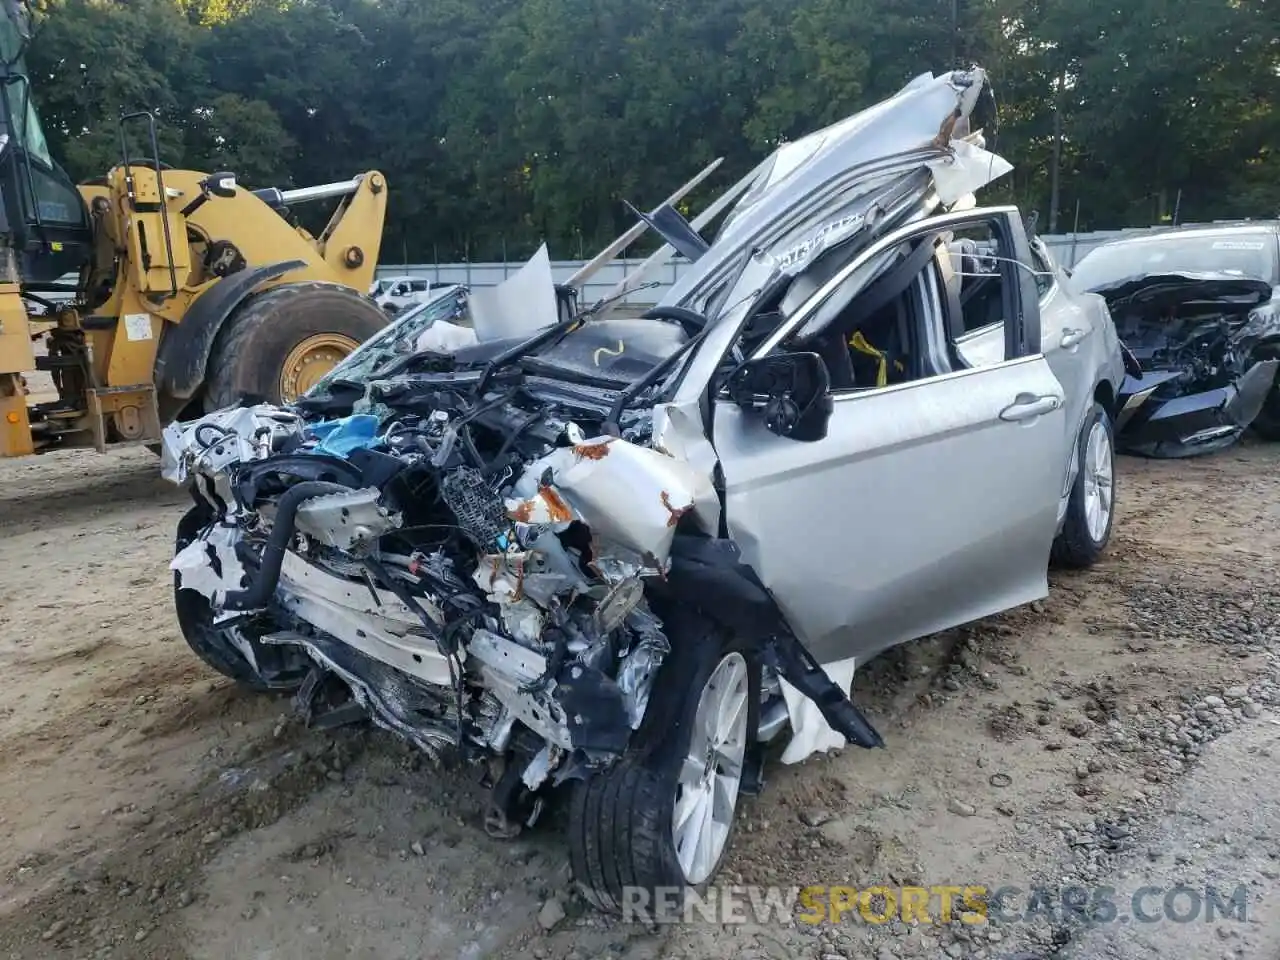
195 423 230 449
222 481 354 611
521 626 569 695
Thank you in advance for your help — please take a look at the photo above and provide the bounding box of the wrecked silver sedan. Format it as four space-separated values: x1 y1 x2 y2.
163 67 1123 912
1069 222 1280 457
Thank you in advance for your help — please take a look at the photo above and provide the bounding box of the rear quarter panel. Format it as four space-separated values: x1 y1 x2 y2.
1039 272 1124 508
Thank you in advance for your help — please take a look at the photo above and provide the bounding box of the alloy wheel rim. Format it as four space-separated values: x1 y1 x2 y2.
672 651 749 885
1082 420 1114 542
279 333 361 402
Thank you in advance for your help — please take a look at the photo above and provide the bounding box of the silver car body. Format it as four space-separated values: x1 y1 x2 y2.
635 73 1124 756
164 68 1124 771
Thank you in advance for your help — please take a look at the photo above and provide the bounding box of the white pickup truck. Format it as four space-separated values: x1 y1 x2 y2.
368 275 454 314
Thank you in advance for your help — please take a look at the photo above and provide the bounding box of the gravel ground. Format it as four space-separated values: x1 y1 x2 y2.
0 440 1277 960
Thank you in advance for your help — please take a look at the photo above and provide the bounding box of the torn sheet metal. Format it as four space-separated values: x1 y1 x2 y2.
778 656 859 764
651 400 722 536
510 434 699 568
161 404 302 485
616 613 669 729
468 243 560 343
772 210 869 276
659 67 999 319
927 138 1013 206
171 523 246 606
471 540 589 645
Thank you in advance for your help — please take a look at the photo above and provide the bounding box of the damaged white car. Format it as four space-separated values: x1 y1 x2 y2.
163 67 1124 912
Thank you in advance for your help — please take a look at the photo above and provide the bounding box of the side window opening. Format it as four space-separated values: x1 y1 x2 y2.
946 228 1006 334
722 213 1030 399
780 238 952 393
942 217 1025 369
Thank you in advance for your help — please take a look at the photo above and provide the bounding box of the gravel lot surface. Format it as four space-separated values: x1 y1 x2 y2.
0 441 1277 960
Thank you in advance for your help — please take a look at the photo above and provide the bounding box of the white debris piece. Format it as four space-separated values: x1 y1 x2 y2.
779 656 859 764
927 138 1013 206
170 523 246 606
414 319 478 354
161 404 303 484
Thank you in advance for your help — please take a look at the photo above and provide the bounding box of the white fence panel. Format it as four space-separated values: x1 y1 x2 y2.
43 221 1253 309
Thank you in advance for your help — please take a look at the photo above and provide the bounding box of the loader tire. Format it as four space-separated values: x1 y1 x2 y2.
568 607 760 915
203 282 388 412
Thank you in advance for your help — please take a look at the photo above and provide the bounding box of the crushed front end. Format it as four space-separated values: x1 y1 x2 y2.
1101 274 1280 457
162 378 706 834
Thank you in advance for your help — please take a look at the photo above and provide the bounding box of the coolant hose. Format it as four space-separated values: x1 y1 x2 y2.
222 480 354 611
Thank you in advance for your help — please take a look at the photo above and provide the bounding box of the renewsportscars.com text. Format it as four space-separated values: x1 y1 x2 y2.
618 883 1251 926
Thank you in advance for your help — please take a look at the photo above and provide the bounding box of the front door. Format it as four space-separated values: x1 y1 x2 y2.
711 207 1066 665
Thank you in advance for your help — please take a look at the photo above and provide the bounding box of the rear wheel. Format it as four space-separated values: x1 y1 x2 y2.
568 611 759 915
1051 402 1115 569
204 282 388 411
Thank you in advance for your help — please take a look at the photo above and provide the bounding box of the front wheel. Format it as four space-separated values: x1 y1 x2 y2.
1051 401 1116 569
1250 375 1280 441
173 506 307 692
568 611 759 914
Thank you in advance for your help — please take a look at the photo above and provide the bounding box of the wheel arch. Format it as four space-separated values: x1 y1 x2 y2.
153 259 307 406
1094 376 1117 420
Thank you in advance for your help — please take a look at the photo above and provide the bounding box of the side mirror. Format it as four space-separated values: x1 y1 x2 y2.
726 351 833 442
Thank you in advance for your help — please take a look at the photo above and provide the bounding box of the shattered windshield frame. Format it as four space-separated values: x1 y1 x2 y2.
307 288 468 396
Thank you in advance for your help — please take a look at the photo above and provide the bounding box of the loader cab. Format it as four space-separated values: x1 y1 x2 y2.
0 5 92 284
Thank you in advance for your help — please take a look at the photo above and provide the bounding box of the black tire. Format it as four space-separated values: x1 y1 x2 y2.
173 506 306 693
1250 376 1280 441
568 608 761 915
1051 401 1116 569
204 281 389 412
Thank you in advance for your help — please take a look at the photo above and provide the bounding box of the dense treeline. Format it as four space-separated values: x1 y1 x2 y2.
25 0 1280 261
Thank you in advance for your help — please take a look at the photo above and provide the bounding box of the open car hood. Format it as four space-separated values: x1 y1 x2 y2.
1086 272 1275 316
654 66 1011 319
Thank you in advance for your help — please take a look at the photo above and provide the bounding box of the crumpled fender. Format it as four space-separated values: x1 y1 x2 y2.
154 259 307 404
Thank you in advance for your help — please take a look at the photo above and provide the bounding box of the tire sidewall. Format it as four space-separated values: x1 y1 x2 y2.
208 284 389 409
173 505 302 692
639 614 761 893
1073 403 1115 550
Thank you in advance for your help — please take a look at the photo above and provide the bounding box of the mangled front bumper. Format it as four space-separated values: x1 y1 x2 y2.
1115 359 1279 458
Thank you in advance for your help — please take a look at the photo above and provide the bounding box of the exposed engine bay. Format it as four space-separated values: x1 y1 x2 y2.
167 368 675 825
1100 273 1280 458
162 328 882 838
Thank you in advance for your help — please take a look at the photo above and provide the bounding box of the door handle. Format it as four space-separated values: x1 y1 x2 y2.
1000 394 1062 422
1060 328 1086 349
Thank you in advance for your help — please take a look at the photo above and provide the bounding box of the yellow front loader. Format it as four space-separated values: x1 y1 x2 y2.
0 6 390 457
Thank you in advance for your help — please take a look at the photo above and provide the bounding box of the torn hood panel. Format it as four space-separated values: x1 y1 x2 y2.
1086 272 1275 316
660 66 1010 317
